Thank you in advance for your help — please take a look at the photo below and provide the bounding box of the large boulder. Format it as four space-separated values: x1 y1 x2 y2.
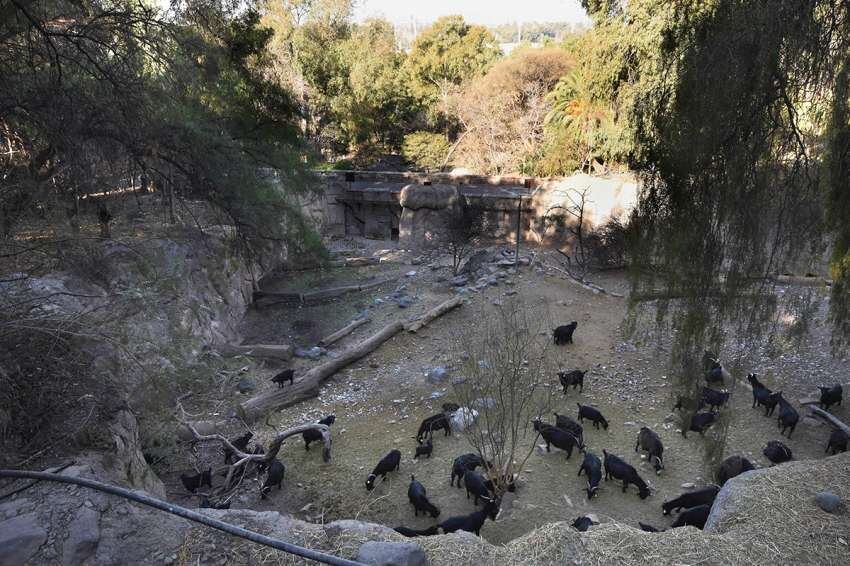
0 513 47 566
356 541 428 566
399 184 457 211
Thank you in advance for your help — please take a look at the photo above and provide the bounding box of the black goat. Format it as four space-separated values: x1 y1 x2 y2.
699 387 730 412
223 431 253 464
577 403 609 430
408 476 440 518
553 322 578 345
635 427 664 474
639 522 664 532
682 412 716 438
302 415 335 451
776 395 799 438
260 459 285 499
441 402 461 414
717 455 754 486
602 450 650 499
365 449 401 490
670 504 711 529
748 374 777 415
662 485 719 515
272 368 294 387
819 385 843 411
464 470 495 505
438 499 500 536
416 413 452 442
705 359 725 385
180 468 212 493
571 516 595 532
394 525 439 538
763 440 793 464
559 370 586 393
450 453 486 487
554 413 585 448
826 429 848 454
533 419 583 459
577 451 602 499
414 437 433 459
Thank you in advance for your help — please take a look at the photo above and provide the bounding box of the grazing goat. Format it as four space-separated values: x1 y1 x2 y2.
670 504 711 529
682 412 716 438
272 368 294 388
776 395 799 438
571 516 595 532
662 485 720 515
533 419 583 460
394 525 439 538
559 370 586 393
699 387 730 412
223 432 253 464
438 499 500 536
826 429 848 454
414 437 433 459
554 413 585 448
302 415 335 451
416 413 452 442
763 440 793 464
553 322 578 345
463 470 495 505
450 453 486 487
577 451 602 499
602 450 651 499
635 427 665 474
180 468 212 493
365 449 401 490
819 385 843 411
717 455 754 486
260 459 285 499
577 403 609 430
408 476 440 518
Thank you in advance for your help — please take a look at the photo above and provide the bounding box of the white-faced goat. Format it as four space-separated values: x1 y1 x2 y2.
662 485 720 515
365 449 401 490
408 475 440 518
577 451 602 499
635 427 665 474
602 450 651 499
437 498 500 536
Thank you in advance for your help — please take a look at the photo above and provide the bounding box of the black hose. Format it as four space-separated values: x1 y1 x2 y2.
0 470 365 566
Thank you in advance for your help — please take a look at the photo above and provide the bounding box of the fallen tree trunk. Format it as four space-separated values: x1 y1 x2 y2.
240 297 464 421
239 321 405 421
404 296 463 333
253 276 396 307
810 407 850 437
318 317 370 347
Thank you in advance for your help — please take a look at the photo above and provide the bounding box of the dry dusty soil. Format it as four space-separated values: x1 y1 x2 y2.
165 243 850 545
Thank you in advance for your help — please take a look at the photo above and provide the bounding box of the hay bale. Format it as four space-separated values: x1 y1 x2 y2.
400 184 458 211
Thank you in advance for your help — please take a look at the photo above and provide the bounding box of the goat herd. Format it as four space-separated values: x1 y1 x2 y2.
179 322 848 539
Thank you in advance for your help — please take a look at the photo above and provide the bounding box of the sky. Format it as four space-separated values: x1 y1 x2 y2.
353 0 591 27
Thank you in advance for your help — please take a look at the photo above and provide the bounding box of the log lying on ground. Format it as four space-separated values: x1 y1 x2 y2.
217 343 293 361
404 296 463 333
253 276 397 307
318 317 370 347
239 296 464 421
329 256 380 268
810 407 850 437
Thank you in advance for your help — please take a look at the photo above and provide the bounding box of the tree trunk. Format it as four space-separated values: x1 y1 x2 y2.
404 296 464 333
318 317 370 347
810 407 850 437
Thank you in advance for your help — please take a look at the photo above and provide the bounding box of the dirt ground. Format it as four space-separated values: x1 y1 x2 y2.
166 241 850 545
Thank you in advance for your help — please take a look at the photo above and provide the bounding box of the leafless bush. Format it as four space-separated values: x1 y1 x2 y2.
440 199 487 275
452 299 556 495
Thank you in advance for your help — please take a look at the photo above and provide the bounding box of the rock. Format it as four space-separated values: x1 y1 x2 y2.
815 492 843 513
62 506 100 566
355 541 428 566
236 377 256 393
504 289 517 296
450 407 479 432
450 275 469 287
0 513 47 566
425 366 448 383
294 346 324 360
450 376 467 385
486 276 498 286
496 259 516 267
428 391 446 400
459 250 492 275
802 416 824 428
